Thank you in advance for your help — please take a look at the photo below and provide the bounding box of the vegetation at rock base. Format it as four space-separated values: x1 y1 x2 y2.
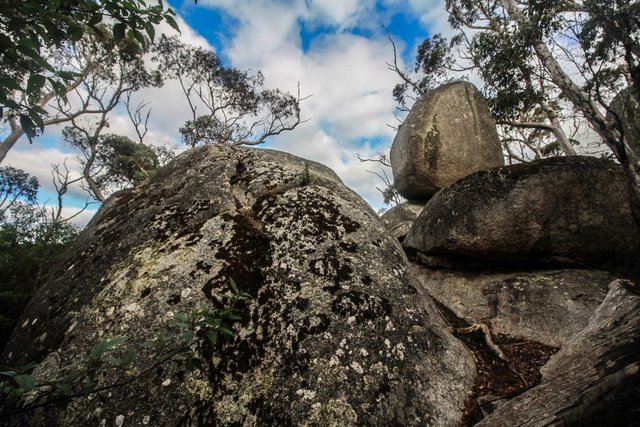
0 279 251 418
0 167 78 350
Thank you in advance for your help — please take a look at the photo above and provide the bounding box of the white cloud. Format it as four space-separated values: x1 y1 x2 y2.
197 0 406 209
4 0 452 221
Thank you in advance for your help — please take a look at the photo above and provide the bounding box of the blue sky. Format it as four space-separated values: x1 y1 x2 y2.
3 0 452 224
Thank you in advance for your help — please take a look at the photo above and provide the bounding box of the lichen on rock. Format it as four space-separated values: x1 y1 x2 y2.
1 144 475 426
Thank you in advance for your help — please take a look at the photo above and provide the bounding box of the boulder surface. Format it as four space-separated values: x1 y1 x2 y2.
380 201 425 241
1 145 475 426
476 279 640 426
411 265 615 347
390 81 503 200
404 156 640 271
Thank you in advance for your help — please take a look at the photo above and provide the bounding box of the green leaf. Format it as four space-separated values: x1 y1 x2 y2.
27 74 46 97
205 330 218 345
13 374 35 392
81 381 97 395
89 336 127 359
55 382 72 395
165 14 180 32
0 77 23 91
144 21 156 41
19 115 37 142
218 326 234 337
229 277 239 294
131 29 146 46
120 349 137 366
183 330 194 344
113 22 126 44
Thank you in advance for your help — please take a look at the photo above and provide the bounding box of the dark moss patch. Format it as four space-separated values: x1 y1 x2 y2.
257 190 361 243
339 241 358 253
203 210 272 302
167 294 181 305
140 288 151 298
309 246 353 286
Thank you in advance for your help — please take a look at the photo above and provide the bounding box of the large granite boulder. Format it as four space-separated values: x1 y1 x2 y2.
404 156 640 271
380 201 425 241
1 145 475 426
410 265 615 348
390 81 504 200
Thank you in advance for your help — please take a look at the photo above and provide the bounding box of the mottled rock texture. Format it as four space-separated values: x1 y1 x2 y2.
380 201 425 242
404 156 640 271
390 81 503 200
1 145 475 426
476 279 640 426
411 265 615 348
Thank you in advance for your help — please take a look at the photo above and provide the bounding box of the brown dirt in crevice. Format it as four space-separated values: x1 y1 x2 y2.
431 299 559 426
457 330 559 425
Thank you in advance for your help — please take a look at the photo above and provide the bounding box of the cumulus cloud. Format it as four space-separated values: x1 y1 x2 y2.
197 0 410 209
3 0 452 221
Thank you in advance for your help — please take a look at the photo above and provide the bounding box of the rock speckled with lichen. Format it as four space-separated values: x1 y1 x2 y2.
2 145 475 426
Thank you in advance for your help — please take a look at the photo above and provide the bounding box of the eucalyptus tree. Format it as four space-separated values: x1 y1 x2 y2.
0 0 179 154
56 30 166 202
152 36 304 147
394 0 640 215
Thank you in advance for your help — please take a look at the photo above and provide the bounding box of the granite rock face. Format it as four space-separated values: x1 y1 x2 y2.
1 145 475 426
390 81 503 200
380 201 425 242
410 265 615 348
403 156 640 271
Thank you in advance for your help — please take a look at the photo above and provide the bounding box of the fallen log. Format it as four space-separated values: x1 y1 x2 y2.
476 279 640 426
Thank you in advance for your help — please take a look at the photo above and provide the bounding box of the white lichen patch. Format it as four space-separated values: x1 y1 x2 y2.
180 287 192 299
184 371 213 401
213 369 276 423
392 343 406 361
350 361 364 374
305 398 358 426
296 389 317 400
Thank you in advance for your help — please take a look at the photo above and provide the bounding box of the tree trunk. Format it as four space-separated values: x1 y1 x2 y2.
476 279 640 426
0 130 24 164
500 0 640 223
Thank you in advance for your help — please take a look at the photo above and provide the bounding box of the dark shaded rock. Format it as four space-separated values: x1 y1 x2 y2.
380 201 425 241
1 145 475 426
476 279 640 426
403 156 640 271
390 81 503 200
411 265 615 347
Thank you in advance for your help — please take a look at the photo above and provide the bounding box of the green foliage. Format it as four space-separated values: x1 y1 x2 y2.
153 35 301 147
0 167 38 219
0 167 79 350
0 0 179 139
98 135 161 187
63 129 167 193
0 278 251 416
301 162 311 186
